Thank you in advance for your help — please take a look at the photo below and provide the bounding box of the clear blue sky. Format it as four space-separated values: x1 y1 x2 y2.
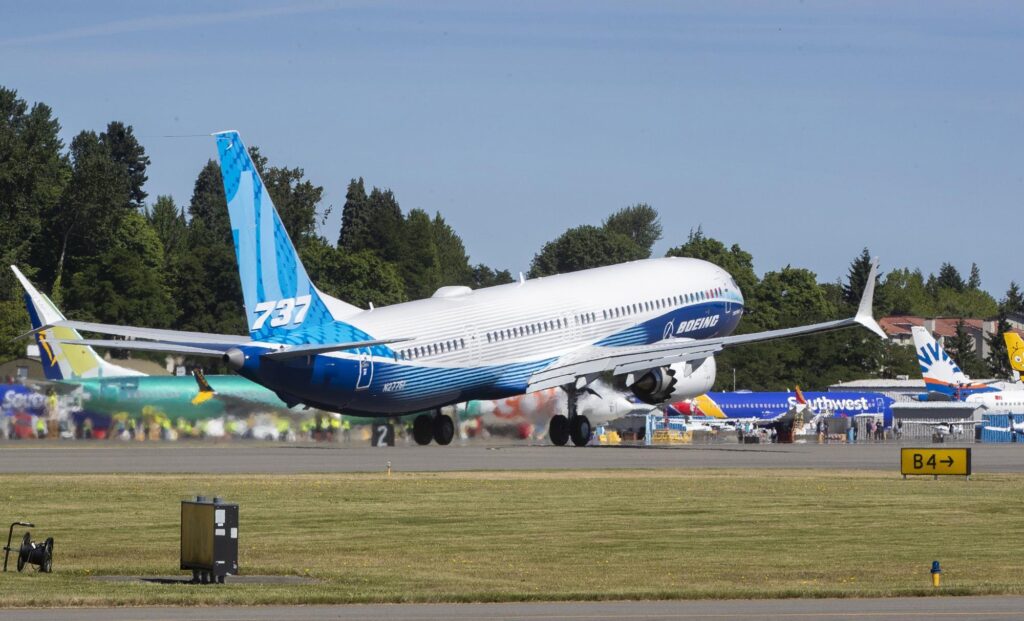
4 1 1021 297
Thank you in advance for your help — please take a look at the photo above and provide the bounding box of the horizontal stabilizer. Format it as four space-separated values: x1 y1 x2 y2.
262 338 414 361
53 339 227 357
43 320 250 345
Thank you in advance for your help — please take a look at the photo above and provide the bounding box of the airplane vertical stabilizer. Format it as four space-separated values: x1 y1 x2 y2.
11 266 143 380
212 131 383 350
911 325 970 394
1006 332 1024 375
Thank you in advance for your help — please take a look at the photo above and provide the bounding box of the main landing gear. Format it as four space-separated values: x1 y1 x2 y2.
549 385 591 447
412 412 454 446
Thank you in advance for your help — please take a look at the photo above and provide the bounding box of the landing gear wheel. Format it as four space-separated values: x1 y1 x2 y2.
412 414 433 445
570 415 591 447
433 414 454 445
549 415 569 446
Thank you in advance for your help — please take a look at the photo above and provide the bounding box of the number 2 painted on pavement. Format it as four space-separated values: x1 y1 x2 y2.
252 295 312 329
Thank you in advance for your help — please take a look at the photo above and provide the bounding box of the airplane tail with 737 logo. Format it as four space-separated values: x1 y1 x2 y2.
215 131 395 358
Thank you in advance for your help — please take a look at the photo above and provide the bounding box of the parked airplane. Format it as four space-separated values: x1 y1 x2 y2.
902 420 976 440
12 266 291 422
672 388 894 427
37 130 886 447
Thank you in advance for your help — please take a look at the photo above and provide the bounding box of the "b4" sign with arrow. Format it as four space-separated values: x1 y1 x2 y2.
900 447 972 478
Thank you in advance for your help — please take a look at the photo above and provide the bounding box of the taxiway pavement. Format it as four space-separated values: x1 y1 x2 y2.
1 441 1020 473
5 596 1024 620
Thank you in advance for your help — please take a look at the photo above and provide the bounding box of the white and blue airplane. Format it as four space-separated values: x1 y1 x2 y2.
37 131 887 446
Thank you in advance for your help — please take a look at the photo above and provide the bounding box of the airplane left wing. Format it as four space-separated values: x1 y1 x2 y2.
528 258 886 393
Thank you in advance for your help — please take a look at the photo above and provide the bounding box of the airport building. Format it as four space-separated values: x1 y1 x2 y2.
880 315 1024 361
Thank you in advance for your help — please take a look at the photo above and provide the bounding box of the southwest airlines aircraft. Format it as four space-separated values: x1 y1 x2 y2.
672 391 894 427
35 131 886 447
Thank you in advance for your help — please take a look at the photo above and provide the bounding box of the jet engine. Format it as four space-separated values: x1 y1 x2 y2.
629 357 716 405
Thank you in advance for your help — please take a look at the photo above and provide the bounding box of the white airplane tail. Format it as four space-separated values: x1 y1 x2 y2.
911 325 969 391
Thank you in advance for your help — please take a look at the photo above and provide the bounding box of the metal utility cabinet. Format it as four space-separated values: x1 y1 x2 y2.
180 497 238 584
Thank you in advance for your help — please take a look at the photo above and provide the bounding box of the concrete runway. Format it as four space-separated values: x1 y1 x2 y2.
1 440 1022 473
5 597 1024 620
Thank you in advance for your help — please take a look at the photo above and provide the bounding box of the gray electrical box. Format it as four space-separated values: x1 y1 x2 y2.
180 497 238 584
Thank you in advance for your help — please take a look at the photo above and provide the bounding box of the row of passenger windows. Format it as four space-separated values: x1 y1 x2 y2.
600 287 725 322
399 338 466 360
398 286 726 360
487 318 565 344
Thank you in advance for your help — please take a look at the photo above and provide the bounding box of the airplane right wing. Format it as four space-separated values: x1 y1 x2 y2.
528 258 886 393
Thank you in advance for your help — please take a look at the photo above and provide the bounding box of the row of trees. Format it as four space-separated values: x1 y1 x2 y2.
1 85 1020 389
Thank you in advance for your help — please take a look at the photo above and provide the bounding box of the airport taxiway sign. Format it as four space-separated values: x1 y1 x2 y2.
900 447 971 478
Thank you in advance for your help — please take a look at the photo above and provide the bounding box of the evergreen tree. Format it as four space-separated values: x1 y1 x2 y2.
842 248 875 309
602 204 662 257
187 160 231 236
363 188 405 262
400 208 442 299
179 160 245 335
46 130 131 302
431 212 472 287
986 306 1013 379
337 178 369 251
1004 281 1024 316
0 87 69 305
936 262 965 293
945 318 984 378
925 273 939 299
99 121 149 209
967 263 981 290
146 195 187 261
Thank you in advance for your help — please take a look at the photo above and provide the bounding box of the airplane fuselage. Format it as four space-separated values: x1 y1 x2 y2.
235 257 745 416
674 391 895 426
967 391 1024 413
71 375 287 420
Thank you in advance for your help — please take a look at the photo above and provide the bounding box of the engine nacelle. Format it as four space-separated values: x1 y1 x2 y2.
629 357 717 405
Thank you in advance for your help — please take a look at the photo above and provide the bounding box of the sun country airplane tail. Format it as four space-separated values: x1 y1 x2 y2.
213 130 389 352
910 325 995 399
1006 332 1024 374
11 266 143 381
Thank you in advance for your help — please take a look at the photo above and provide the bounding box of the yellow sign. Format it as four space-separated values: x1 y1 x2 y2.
900 447 971 477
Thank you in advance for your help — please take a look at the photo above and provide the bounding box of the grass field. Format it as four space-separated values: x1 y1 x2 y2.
0 469 1022 607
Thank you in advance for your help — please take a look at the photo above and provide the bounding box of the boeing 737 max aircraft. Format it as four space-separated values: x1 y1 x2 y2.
35 130 886 446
